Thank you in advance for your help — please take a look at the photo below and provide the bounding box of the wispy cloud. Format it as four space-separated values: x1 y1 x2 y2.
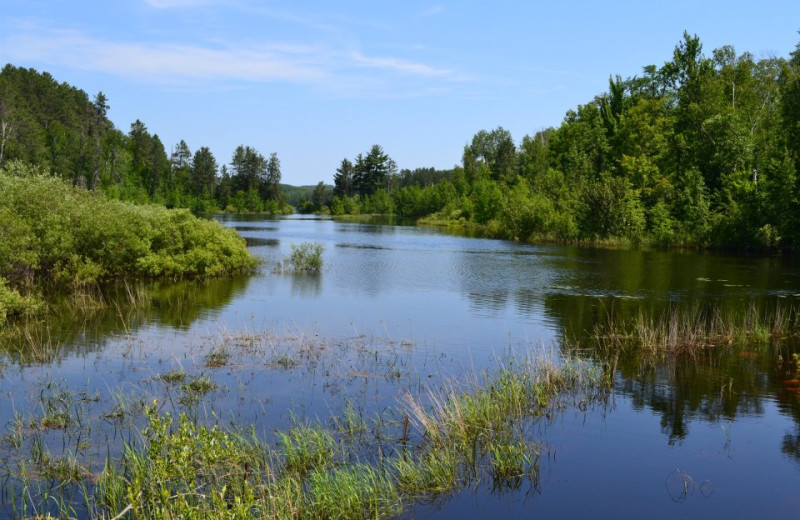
0 20 471 97
349 50 453 77
4 25 325 84
419 5 446 17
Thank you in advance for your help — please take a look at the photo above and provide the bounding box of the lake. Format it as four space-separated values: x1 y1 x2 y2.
2 215 800 519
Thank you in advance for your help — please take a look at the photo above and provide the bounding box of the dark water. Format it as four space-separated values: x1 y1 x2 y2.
3 215 800 519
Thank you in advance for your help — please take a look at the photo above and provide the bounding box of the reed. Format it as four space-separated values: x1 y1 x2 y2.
584 303 800 356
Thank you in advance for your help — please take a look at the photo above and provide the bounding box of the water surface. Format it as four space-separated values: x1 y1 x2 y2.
2 215 800 519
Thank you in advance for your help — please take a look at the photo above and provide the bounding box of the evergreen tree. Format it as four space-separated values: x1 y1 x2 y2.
333 158 355 197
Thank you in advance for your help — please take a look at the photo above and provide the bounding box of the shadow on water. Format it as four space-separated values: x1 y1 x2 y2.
244 236 280 247
0 274 252 365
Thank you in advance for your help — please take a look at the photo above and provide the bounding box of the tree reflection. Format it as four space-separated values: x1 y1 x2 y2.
1 275 251 364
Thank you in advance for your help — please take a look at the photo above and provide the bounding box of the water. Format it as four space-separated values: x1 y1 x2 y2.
2 215 800 519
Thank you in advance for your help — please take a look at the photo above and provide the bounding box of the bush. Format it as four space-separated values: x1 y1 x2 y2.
277 243 324 273
0 276 40 325
0 161 258 302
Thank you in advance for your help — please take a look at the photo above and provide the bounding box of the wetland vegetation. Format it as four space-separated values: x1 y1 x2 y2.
2 216 800 519
0 161 257 327
0 325 606 520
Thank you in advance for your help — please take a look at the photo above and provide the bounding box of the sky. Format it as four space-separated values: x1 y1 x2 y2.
1 1 799 186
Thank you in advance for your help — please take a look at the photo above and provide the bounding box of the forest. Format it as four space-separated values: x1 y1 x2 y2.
327 33 800 250
0 64 291 214
2 32 800 250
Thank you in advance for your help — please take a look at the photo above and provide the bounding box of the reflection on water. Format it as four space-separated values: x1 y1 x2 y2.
290 272 323 297
244 236 280 247
0 275 251 364
4 215 800 519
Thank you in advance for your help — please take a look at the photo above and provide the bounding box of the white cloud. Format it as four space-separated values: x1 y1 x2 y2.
349 50 453 77
1 21 470 95
5 25 325 84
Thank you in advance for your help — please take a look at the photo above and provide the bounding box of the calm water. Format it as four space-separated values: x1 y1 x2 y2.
3 215 800 519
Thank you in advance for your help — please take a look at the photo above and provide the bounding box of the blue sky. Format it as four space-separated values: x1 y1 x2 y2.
2 0 799 186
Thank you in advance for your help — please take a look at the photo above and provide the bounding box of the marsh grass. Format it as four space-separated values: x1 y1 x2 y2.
204 346 231 367
158 369 188 384
0 324 608 520
581 303 800 357
269 353 301 370
178 375 218 406
0 351 605 520
399 355 600 496
0 318 62 365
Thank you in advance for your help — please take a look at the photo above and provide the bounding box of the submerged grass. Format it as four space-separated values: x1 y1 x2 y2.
2 348 607 520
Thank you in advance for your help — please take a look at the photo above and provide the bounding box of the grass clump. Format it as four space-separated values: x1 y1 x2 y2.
269 353 301 370
158 369 188 384
276 242 324 274
308 463 401 519
205 346 232 367
278 422 337 477
178 375 218 406
398 356 602 496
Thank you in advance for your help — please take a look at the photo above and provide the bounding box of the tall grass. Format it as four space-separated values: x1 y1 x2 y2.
581 303 800 356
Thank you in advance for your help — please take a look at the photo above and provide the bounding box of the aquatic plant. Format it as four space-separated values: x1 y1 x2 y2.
581 303 800 356
276 242 325 274
0 323 609 520
204 346 231 367
0 352 603 520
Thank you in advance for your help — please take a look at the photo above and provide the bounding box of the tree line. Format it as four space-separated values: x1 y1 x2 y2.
4 31 800 251
327 32 800 251
0 64 290 214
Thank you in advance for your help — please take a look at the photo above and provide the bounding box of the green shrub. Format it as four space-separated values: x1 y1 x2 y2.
0 276 40 325
0 161 258 320
278 242 324 273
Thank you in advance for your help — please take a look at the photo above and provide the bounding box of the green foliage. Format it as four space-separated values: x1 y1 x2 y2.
0 161 257 320
0 65 296 216
278 243 325 273
98 405 264 518
0 277 39 325
470 178 504 224
501 181 577 241
402 33 800 251
278 423 337 477
9 348 605 520
578 176 646 243
8 32 800 249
